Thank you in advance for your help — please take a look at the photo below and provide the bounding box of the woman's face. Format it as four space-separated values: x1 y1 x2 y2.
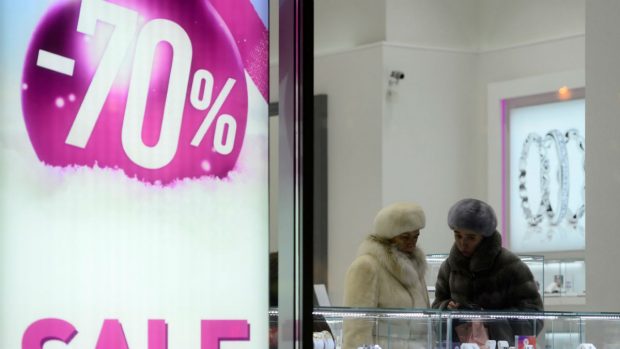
453 229 483 257
391 230 420 254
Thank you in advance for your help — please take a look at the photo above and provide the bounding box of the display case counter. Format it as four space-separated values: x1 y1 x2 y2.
309 307 620 349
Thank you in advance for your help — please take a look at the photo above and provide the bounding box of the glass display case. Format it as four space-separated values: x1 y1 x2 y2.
310 307 620 349
426 254 545 303
426 254 447 294
539 259 586 307
543 259 586 295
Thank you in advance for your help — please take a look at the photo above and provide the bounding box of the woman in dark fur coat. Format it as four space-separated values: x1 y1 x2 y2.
432 198 543 345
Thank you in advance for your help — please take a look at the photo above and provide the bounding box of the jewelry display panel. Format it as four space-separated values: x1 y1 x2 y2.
507 98 586 253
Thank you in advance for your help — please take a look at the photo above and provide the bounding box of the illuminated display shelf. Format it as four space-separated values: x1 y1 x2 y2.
532 258 586 307
304 307 620 349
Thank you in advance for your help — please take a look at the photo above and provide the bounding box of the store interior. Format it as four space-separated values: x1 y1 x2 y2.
268 0 620 315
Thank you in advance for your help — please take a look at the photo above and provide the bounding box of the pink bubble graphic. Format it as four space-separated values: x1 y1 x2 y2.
21 0 251 184
55 97 65 108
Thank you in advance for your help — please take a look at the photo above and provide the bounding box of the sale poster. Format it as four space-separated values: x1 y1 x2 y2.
0 0 269 348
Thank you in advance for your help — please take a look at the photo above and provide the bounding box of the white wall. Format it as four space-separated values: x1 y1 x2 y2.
382 45 479 254
385 0 585 51
314 46 384 306
477 0 585 51
585 0 620 313
314 0 386 55
386 0 479 50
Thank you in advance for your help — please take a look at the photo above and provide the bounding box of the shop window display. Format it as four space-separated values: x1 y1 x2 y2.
505 91 586 253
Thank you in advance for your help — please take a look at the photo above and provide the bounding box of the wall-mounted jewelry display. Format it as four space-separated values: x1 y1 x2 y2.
518 128 585 228
506 91 585 253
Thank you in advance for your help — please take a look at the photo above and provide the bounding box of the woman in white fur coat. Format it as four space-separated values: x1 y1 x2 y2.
342 202 430 349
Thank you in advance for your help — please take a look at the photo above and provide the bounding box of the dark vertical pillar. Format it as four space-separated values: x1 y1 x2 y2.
279 0 314 348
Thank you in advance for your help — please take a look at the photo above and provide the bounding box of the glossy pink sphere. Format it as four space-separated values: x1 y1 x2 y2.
22 0 248 184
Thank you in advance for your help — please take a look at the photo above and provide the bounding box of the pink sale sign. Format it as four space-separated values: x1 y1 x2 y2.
22 318 251 349
3 2 269 348
21 0 267 184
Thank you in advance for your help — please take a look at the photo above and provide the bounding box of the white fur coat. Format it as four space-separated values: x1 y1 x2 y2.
342 237 430 349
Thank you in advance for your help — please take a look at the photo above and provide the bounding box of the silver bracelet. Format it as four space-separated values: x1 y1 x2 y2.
544 129 569 226
565 129 586 225
518 132 549 226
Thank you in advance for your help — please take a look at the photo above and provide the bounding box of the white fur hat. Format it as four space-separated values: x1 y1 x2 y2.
372 202 426 239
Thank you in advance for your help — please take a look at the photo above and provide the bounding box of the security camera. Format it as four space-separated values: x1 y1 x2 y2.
390 71 405 80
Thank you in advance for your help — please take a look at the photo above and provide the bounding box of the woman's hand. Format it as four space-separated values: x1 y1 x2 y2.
447 300 460 309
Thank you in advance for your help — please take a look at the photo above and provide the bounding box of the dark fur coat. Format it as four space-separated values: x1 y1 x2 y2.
432 232 543 344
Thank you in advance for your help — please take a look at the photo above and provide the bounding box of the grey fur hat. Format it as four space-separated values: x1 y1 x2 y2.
447 198 497 237
373 202 426 239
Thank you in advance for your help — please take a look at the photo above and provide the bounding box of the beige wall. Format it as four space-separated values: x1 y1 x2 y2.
382 44 479 254
315 46 385 306
585 0 620 312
